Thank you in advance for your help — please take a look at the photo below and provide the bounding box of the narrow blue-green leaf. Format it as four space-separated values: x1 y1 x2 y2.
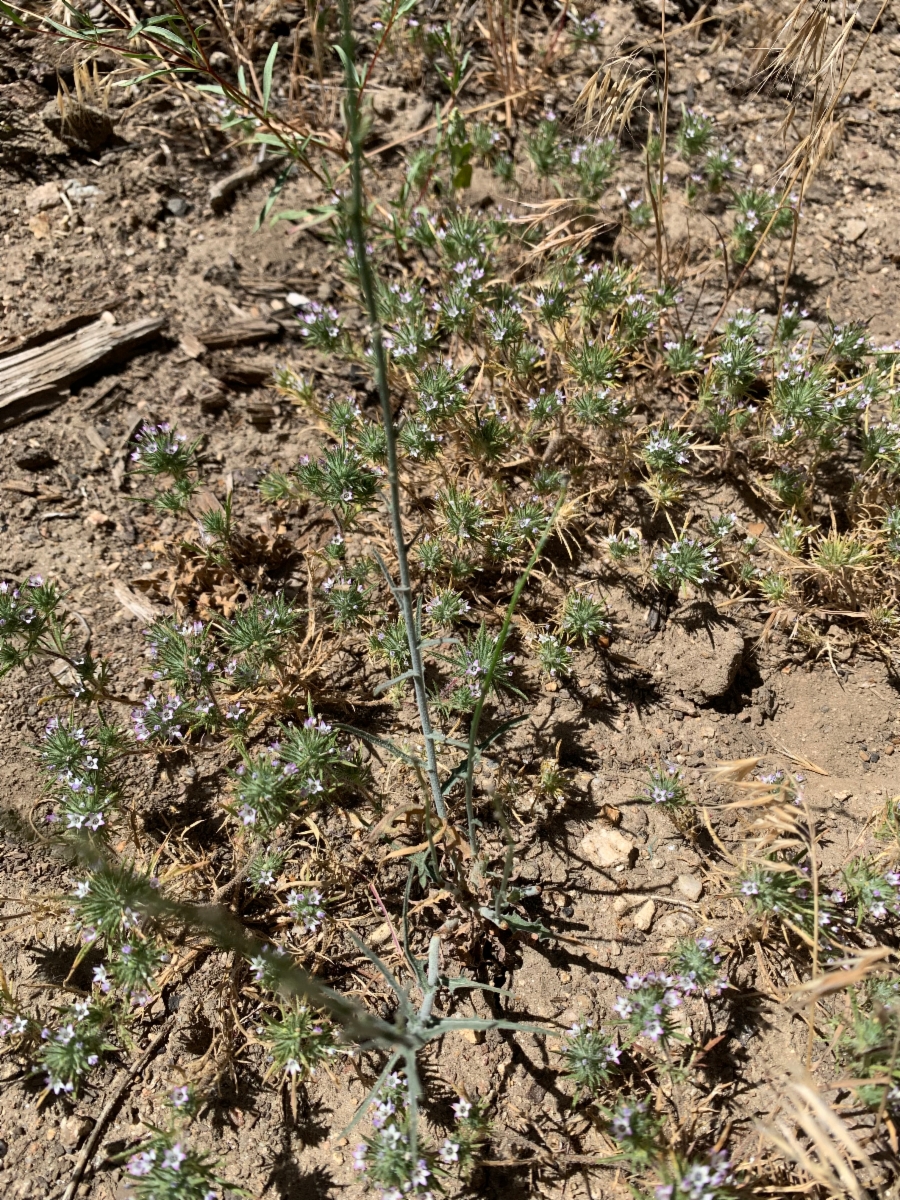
262 40 278 112
140 25 190 48
251 132 292 148
253 161 293 232
332 722 424 769
41 16 102 39
114 67 192 85
333 44 360 87
339 1052 400 1139
0 1 29 28
268 207 336 230
373 668 415 696
429 1017 555 1037
347 930 406 999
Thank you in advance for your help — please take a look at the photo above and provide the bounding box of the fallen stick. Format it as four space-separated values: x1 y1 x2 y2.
191 317 281 350
61 1015 175 1200
209 156 280 213
0 312 166 430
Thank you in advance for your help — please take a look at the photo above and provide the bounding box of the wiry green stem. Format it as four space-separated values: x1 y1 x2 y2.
338 0 445 821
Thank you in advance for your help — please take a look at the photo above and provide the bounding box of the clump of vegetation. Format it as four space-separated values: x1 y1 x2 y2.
0 0 898 1195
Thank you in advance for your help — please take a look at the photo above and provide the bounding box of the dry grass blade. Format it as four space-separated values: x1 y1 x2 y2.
774 745 829 776
482 0 526 116
764 0 830 84
788 947 894 1006
762 1064 875 1199
705 756 762 784
576 56 649 139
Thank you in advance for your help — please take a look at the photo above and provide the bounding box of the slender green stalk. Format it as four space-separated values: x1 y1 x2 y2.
338 0 446 821
463 487 568 855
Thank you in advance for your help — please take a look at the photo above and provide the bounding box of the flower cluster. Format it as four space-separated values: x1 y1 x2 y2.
536 632 574 679
641 763 688 808
285 887 326 933
560 591 610 643
606 1097 663 1166
652 538 718 591
667 938 728 998
353 1073 435 1200
656 1151 736 1200
258 1002 342 1080
841 857 900 924
232 715 353 831
0 576 102 693
40 716 124 833
37 999 111 1096
613 972 686 1046
129 423 201 513
353 1075 487 1200
126 1131 223 1200
66 865 167 1007
738 859 850 939
132 692 191 744
67 863 156 945
560 1019 621 1099
297 301 344 351
130 422 195 475
436 623 515 712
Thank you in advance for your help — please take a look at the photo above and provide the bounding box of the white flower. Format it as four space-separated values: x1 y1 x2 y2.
162 1143 187 1171
439 1139 460 1164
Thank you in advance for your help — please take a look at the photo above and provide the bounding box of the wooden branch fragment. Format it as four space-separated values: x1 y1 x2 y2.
192 318 281 350
213 358 273 387
61 1016 175 1200
208 156 279 213
0 312 167 430
111 580 162 624
0 307 116 356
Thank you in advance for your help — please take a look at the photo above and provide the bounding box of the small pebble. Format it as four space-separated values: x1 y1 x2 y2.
632 899 656 932
677 873 703 901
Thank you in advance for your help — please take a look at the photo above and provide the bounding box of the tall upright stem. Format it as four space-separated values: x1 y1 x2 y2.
339 0 446 821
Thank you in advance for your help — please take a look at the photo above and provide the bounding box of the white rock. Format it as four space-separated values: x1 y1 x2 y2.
369 922 393 947
579 826 634 869
844 218 867 243
657 911 696 936
60 1115 93 1147
26 182 61 214
677 874 703 901
632 899 656 932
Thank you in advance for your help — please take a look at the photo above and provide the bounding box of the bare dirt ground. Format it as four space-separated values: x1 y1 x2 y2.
3 2 900 1198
